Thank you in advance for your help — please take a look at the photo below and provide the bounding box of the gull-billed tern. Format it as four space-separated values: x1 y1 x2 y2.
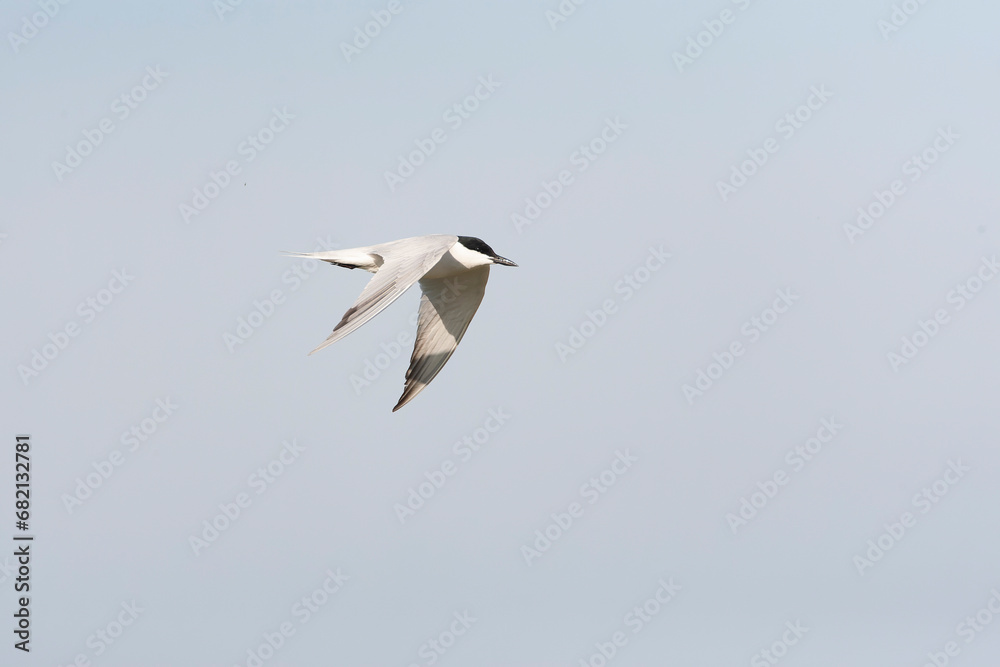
287 235 517 411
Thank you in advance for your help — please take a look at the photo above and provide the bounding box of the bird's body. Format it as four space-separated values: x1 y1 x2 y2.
287 235 517 411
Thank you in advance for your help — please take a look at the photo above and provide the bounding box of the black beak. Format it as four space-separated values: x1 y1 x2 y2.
492 255 518 267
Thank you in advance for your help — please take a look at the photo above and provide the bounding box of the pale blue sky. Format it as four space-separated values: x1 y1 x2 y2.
3 1 1000 665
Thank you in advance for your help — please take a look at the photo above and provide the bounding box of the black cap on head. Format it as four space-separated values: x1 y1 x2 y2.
457 236 518 266
457 236 496 256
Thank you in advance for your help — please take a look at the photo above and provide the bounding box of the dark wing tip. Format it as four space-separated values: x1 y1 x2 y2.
333 306 358 332
393 382 423 412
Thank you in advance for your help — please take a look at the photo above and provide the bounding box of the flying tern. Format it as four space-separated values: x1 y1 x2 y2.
287 235 517 411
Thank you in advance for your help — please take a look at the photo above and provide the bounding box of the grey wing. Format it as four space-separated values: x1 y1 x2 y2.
309 236 457 355
392 266 491 411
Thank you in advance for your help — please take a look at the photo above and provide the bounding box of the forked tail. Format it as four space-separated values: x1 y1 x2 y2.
281 249 382 272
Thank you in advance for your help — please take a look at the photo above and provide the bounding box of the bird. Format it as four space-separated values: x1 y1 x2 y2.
286 235 518 411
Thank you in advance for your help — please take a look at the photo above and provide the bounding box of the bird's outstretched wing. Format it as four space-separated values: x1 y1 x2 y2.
393 265 490 411
309 235 457 355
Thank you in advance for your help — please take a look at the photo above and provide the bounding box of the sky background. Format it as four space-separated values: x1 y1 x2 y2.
3 0 1000 665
